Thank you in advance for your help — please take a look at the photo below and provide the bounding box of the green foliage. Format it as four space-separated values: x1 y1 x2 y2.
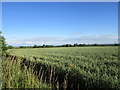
33 45 38 48
17 43 119 49
7 45 14 49
0 31 8 55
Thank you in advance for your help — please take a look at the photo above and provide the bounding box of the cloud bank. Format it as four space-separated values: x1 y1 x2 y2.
6 35 118 46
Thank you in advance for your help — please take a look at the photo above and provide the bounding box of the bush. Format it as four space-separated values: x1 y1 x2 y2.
0 31 8 55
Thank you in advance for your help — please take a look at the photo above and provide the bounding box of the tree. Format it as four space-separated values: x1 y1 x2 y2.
45 45 53 48
0 31 8 56
42 44 45 48
74 43 78 47
79 44 86 47
19 46 25 48
93 43 98 46
33 45 38 48
7 45 14 49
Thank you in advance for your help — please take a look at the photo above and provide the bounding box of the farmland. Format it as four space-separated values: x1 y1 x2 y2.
6 46 119 89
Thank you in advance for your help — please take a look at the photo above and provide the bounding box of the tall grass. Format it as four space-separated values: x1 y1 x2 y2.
2 56 51 88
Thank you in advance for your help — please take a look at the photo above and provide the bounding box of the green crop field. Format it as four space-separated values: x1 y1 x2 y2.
7 46 119 89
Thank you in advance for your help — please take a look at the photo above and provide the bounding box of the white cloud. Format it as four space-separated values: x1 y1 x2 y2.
6 35 118 46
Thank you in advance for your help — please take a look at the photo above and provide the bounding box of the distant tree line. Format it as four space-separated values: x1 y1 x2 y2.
7 43 119 49
0 31 119 50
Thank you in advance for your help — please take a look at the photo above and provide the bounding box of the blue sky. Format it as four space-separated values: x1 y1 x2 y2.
2 2 118 46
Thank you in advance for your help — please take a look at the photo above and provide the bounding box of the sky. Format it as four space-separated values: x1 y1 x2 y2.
2 2 118 46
